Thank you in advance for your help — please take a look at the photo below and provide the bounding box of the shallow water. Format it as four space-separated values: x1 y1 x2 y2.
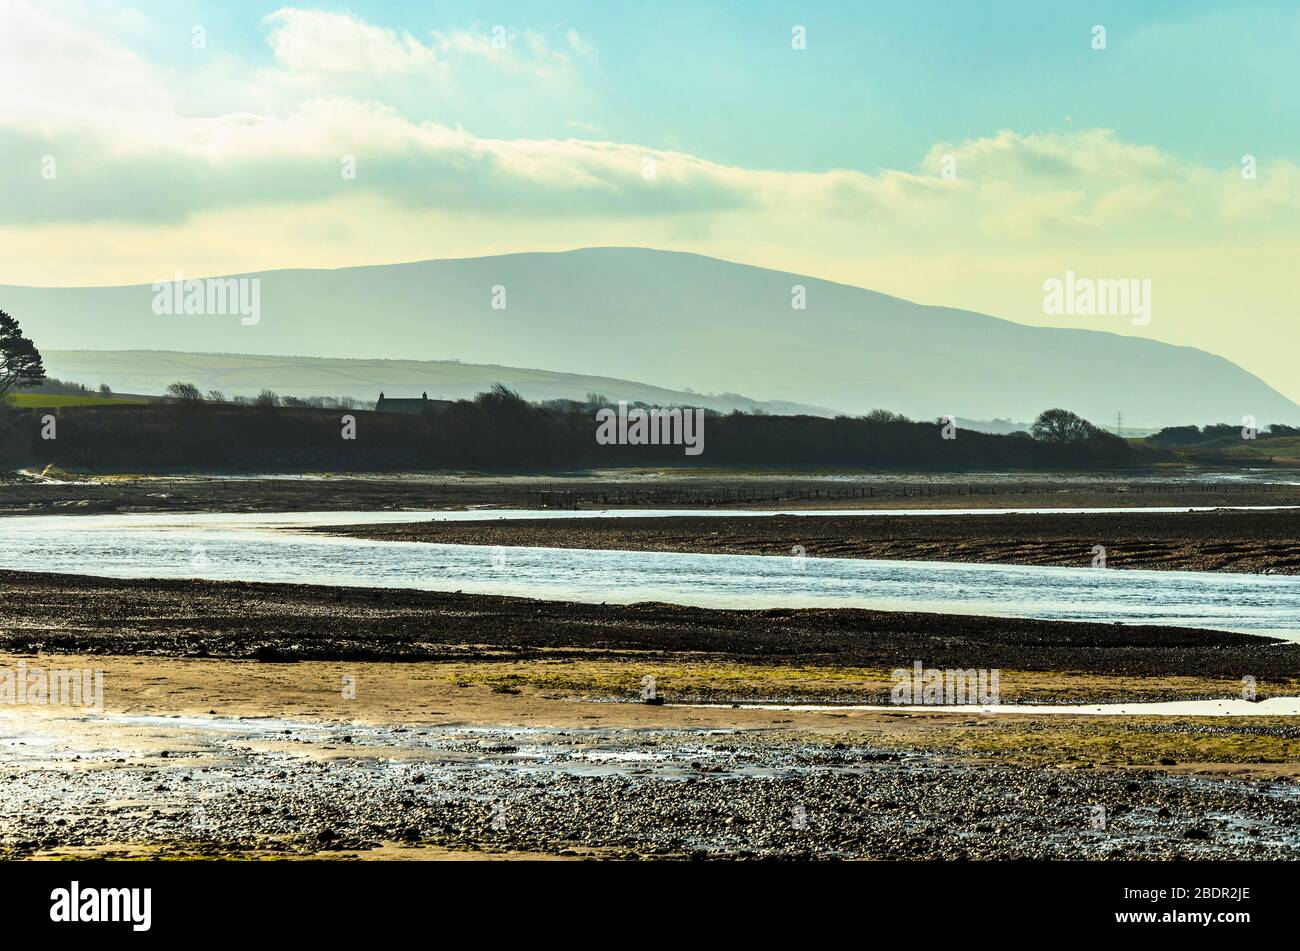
24 466 1300 486
4 708 1297 859
4 504 1299 529
3 510 1300 638
692 697 1300 716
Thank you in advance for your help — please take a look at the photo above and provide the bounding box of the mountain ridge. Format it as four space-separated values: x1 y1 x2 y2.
5 247 1295 426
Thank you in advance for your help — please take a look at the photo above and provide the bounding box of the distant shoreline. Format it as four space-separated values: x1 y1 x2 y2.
3 470 1299 517
324 508 1300 576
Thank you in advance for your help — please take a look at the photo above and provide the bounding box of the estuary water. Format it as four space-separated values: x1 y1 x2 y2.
1 510 1298 639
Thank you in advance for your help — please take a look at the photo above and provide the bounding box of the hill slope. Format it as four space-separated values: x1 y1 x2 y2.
5 248 1295 426
38 350 834 416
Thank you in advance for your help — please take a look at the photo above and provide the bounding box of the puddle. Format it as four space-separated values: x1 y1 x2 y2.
684 696 1300 717
3 708 1297 858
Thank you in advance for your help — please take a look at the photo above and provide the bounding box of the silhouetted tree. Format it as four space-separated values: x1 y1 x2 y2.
1032 408 1100 443
1148 425 1202 446
475 383 528 412
165 382 203 404
864 409 910 424
0 310 45 399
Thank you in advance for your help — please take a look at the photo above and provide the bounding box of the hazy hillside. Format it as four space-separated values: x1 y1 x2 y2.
6 248 1296 426
39 350 836 416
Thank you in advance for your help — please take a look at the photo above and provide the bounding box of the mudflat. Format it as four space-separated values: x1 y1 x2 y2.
4 478 1298 861
2 568 1296 861
326 508 1300 574
3 469 1298 517
2 652 1298 861
3 570 1299 688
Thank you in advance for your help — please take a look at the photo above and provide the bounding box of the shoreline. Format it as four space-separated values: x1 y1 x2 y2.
3 569 1297 684
4 470 1300 518
323 508 1300 575
4 486 1299 861
2 651 1298 860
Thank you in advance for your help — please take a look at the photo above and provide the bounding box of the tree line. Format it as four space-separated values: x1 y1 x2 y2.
4 385 1145 471
0 308 1278 472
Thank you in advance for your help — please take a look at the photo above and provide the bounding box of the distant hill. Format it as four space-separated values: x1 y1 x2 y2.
6 247 1297 426
38 350 838 416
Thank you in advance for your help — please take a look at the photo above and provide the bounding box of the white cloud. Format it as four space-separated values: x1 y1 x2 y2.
924 128 1179 184
263 8 446 79
259 8 594 84
566 29 597 63
5 58 1297 247
431 27 583 79
0 0 173 133
2 3 1298 318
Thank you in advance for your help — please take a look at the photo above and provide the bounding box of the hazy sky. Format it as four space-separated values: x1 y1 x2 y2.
2 1 1298 399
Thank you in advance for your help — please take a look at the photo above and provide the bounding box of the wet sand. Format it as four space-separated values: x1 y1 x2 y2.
3 570 1299 685
2 563 1289 862
1 570 1296 860
4 478 1299 861
2 653 1298 860
4 469 1299 517
328 508 1300 575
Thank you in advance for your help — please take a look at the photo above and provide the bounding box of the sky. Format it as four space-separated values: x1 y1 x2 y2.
1 0 1298 400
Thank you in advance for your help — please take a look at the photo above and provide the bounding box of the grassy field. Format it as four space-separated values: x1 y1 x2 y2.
4 393 149 408
1200 435 1300 464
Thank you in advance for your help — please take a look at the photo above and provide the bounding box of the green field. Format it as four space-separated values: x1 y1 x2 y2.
1204 435 1300 462
4 393 149 408
1160 434 1300 465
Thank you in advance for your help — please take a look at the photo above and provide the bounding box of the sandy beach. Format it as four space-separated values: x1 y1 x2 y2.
2 650 1298 861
